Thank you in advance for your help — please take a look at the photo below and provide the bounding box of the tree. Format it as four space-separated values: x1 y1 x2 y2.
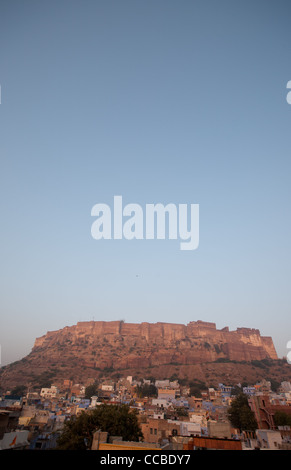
269 379 280 393
228 393 257 432
274 411 291 427
189 380 207 398
57 404 143 450
135 383 157 398
11 385 27 396
85 383 98 399
231 385 242 396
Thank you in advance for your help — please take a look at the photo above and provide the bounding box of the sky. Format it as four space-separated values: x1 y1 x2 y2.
0 0 291 365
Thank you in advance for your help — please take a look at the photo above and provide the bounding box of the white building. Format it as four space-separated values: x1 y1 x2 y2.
40 386 59 399
0 431 30 450
101 384 114 392
155 380 179 389
180 421 201 437
152 398 172 409
242 386 256 396
89 395 99 408
281 381 291 392
256 430 282 450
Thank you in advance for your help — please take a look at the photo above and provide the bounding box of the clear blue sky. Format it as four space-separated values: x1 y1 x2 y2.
1 0 291 365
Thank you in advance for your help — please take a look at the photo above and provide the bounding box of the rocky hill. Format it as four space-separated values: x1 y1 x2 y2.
0 320 290 391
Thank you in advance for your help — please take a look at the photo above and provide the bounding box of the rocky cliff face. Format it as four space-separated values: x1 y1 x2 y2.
0 320 281 390
32 320 277 370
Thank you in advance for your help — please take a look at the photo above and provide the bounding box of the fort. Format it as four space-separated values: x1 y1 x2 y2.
33 319 277 365
0 320 283 390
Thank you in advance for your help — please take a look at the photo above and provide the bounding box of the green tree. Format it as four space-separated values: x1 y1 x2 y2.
85 383 98 399
231 385 242 396
269 380 280 393
11 385 27 396
273 411 291 427
135 383 158 398
228 393 257 432
189 380 207 398
57 404 143 450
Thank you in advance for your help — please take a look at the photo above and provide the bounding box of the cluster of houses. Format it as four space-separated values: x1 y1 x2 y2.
1 376 291 450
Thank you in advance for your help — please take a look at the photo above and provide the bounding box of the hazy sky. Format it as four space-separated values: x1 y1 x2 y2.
1 0 291 365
